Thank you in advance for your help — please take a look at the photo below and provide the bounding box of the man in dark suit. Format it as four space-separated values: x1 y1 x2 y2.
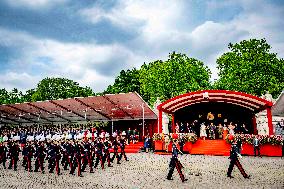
253 136 261 157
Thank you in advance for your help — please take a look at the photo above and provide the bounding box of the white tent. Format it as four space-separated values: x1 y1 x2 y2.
272 91 284 116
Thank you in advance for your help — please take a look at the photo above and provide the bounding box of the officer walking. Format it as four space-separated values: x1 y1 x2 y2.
167 134 187 182
227 139 250 179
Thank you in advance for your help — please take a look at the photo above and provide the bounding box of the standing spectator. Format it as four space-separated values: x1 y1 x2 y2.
281 140 284 159
228 122 235 135
200 123 207 140
180 123 185 133
133 129 139 143
175 123 180 133
217 123 223 139
186 122 192 133
164 134 171 152
241 124 249 134
223 125 229 139
253 136 261 157
209 123 216 140
144 135 151 153
126 128 132 145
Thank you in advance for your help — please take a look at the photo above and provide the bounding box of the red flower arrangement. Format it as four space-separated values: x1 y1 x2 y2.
225 134 283 145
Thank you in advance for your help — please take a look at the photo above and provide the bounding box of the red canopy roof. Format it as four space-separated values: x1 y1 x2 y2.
0 92 157 125
158 90 273 114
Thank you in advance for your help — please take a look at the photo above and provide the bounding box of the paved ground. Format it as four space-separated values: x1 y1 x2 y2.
0 154 283 189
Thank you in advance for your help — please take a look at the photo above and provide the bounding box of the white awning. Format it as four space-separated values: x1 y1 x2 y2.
272 91 284 116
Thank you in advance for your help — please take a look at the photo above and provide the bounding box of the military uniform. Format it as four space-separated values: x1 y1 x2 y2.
48 142 61 175
34 142 46 173
111 139 120 164
94 139 105 169
81 141 94 173
63 141 74 171
26 142 35 172
227 143 250 179
0 142 7 169
119 138 128 161
166 142 186 182
61 141 67 167
8 142 21 171
103 139 113 167
70 142 83 177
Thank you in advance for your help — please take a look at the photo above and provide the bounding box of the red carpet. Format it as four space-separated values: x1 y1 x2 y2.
190 139 231 156
109 142 144 153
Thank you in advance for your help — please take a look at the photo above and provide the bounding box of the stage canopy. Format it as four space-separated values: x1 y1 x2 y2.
272 91 284 116
0 92 157 125
158 90 273 114
157 90 274 134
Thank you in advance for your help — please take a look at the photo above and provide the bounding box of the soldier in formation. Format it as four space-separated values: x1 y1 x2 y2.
0 128 130 177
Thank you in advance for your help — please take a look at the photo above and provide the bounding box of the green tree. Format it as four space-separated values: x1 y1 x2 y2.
140 52 211 105
214 38 284 98
22 89 36 102
0 88 10 104
104 68 141 94
31 77 94 101
0 88 24 105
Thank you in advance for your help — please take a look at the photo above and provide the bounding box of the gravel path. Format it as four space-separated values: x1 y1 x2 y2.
0 154 283 189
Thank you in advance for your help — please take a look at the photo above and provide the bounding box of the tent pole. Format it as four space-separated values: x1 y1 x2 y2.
112 120 114 134
142 103 145 137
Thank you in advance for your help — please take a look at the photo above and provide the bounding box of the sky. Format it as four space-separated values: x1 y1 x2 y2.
0 0 283 93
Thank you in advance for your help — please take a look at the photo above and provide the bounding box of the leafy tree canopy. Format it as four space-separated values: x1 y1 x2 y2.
105 52 212 105
0 88 23 105
104 68 141 94
140 52 211 105
214 38 284 98
0 77 94 104
31 77 94 101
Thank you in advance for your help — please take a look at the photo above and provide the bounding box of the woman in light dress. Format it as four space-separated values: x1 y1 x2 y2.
200 123 207 140
228 122 235 135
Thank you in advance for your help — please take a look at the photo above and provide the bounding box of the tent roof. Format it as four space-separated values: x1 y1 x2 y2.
0 92 157 125
272 91 284 116
157 90 273 114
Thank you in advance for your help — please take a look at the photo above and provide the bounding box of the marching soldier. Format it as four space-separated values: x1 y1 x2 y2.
34 141 46 173
94 137 105 169
8 141 21 171
26 141 35 172
119 136 129 161
0 141 7 169
63 140 74 171
111 136 121 164
48 141 61 175
103 135 113 167
227 140 250 179
61 141 69 170
22 142 28 169
69 140 83 177
81 140 94 173
167 135 187 182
